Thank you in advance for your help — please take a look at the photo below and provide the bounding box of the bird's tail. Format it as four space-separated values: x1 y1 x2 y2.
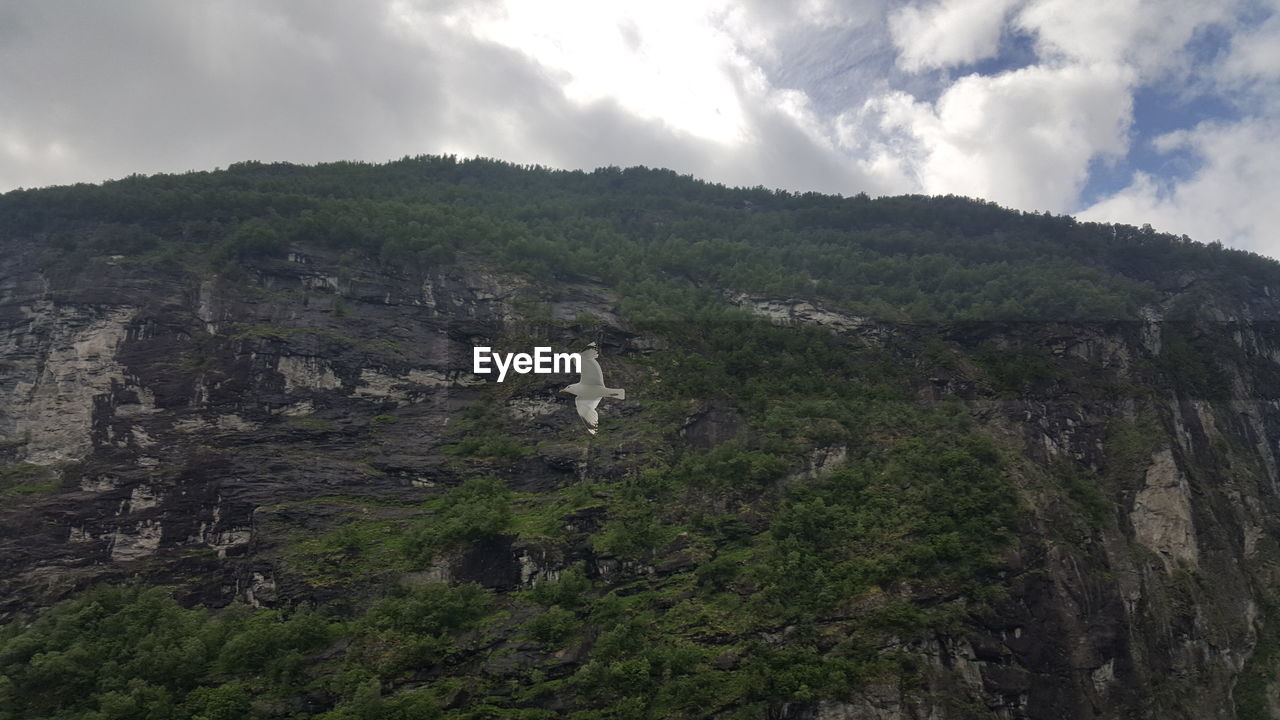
605 387 626 400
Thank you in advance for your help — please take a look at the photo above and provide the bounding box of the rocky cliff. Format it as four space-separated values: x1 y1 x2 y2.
5 168 1280 719
0 243 610 611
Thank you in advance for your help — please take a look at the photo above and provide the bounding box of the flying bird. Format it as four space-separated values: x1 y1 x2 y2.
561 342 625 435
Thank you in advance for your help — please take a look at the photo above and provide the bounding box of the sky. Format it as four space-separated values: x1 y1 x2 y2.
2 0 1278 255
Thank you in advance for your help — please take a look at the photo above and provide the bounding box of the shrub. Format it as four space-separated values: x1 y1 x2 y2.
525 606 579 647
405 477 513 562
527 566 592 608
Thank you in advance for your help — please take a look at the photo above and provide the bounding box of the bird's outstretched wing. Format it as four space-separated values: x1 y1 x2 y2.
575 396 601 435
579 346 604 386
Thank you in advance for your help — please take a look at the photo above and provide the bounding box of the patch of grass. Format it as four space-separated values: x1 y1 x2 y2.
367 338 407 358
1047 458 1111 526
1105 415 1166 484
444 432 532 460
284 516 414 587
0 463 59 496
509 487 603 541
179 351 222 375
591 485 681 561
405 477 513 564
263 494 417 510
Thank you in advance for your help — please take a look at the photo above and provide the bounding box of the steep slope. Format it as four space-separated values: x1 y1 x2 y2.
3 158 1280 719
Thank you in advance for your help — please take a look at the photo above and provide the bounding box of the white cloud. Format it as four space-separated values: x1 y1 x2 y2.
1080 115 1280 255
1015 0 1231 75
1078 3 1280 255
885 0 1228 77
850 63 1133 210
1016 0 1141 66
889 0 1020 72
857 0 1262 248
721 0 884 59
446 0 753 144
1217 7 1280 91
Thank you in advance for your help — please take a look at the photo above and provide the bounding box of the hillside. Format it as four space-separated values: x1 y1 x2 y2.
3 156 1280 719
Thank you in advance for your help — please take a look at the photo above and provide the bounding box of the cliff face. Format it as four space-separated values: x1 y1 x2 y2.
4 238 1280 720
0 243 611 606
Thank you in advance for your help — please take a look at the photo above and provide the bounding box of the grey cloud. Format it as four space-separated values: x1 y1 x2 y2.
0 0 881 198
1 2 448 186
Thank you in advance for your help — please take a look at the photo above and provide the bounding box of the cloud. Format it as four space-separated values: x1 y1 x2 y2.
1215 6 1280 99
1015 0 1231 75
0 1 449 189
445 0 753 144
1080 112 1280 254
0 0 884 198
864 0 1273 252
889 0 1020 72
1078 2 1280 255
425 0 884 194
849 62 1133 211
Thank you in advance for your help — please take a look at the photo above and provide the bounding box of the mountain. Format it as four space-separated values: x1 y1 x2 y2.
3 156 1280 719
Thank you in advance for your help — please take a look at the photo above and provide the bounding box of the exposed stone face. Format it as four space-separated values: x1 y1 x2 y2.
680 401 744 449
506 397 562 420
6 241 1280 719
0 245 608 615
727 292 882 341
110 519 163 561
276 355 343 393
785 445 848 484
1131 448 1199 570
0 303 152 465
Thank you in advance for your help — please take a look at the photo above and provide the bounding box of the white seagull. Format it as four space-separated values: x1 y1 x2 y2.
561 342 625 435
